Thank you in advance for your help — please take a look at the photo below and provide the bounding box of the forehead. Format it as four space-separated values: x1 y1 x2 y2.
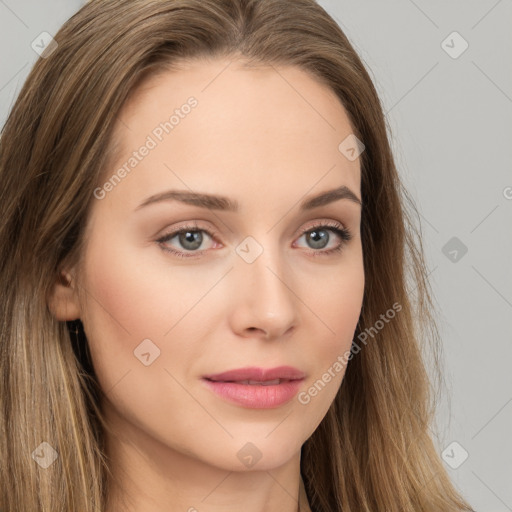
117 57 353 138
103 57 361 209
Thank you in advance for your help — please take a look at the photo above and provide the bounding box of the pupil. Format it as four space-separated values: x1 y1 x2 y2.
180 230 202 250
309 229 328 249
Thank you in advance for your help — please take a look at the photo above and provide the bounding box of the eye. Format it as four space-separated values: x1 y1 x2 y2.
293 221 353 256
156 220 353 259
156 221 218 258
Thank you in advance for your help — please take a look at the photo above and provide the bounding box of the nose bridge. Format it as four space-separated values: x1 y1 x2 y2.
232 232 298 333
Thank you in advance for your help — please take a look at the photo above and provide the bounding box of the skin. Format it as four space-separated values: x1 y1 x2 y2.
49 56 365 512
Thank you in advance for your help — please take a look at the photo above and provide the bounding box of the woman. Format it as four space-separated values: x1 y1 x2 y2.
0 0 475 511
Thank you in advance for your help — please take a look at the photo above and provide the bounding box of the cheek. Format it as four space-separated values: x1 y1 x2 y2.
306 250 365 346
78 236 213 437
297 250 364 402
81 232 202 339
78 230 223 389
83 248 160 338
78 232 170 389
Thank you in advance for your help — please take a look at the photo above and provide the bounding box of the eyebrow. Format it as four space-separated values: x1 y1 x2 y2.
135 184 362 212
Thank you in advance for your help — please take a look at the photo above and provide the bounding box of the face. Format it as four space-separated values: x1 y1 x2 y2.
69 57 364 474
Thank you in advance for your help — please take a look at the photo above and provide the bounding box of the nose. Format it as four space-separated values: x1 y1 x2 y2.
227 239 299 341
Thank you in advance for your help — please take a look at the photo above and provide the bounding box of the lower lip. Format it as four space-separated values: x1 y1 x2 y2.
202 379 303 409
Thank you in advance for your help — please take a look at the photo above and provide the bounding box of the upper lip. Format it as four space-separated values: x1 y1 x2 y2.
203 366 305 382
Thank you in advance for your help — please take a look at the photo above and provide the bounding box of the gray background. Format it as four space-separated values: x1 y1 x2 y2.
1 0 511 510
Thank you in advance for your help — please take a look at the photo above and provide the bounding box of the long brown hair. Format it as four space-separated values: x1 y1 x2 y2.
0 0 474 510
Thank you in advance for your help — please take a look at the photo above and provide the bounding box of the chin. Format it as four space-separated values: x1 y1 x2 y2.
205 432 305 473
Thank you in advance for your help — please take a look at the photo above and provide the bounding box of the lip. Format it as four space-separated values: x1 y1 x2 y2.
203 365 305 382
202 366 305 409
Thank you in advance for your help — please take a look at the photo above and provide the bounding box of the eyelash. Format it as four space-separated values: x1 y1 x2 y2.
156 220 353 259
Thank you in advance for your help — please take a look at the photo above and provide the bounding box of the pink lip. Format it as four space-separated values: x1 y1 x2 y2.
203 365 305 382
202 366 305 409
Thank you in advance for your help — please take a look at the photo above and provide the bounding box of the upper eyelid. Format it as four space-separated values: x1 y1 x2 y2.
157 219 347 239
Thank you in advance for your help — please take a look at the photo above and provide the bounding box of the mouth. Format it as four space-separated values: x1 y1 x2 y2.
205 378 289 385
203 365 305 383
201 366 305 409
